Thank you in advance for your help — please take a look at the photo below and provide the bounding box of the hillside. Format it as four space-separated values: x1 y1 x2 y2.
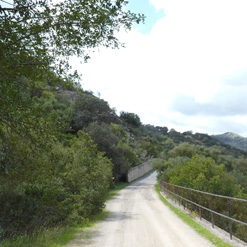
2 0 247 243
213 132 247 151
2 82 247 242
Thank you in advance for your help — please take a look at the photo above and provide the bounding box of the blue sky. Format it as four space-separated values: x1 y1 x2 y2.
71 0 247 137
126 0 165 34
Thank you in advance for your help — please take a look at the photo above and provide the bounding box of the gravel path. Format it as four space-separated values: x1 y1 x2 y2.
67 171 214 247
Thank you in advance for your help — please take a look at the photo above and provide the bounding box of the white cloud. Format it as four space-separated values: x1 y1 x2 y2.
70 0 247 136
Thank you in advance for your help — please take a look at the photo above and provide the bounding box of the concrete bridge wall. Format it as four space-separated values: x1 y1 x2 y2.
127 160 153 182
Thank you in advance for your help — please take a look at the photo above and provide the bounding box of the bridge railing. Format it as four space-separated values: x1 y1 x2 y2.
160 181 247 241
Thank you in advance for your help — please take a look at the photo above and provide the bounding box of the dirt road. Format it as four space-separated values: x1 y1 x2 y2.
69 171 214 247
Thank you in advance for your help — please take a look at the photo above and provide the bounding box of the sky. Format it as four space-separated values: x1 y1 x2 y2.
70 0 247 137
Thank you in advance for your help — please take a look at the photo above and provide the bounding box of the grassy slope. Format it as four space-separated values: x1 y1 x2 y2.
0 212 109 247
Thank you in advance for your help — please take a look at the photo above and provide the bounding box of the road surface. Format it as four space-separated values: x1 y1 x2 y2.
68 171 214 247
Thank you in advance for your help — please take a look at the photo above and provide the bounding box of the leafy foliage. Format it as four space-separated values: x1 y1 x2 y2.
120 111 142 128
2 1 247 241
0 0 144 149
0 0 144 72
155 142 247 242
0 126 112 238
71 93 119 132
0 0 144 240
86 122 140 181
163 155 239 196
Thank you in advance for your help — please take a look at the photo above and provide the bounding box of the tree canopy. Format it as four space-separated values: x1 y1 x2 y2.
0 0 144 71
0 0 145 240
2 1 247 243
0 0 145 154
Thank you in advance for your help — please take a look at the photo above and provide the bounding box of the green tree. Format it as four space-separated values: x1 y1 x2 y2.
136 139 158 158
0 130 113 238
0 0 144 144
0 1 144 236
0 0 144 73
86 122 140 181
162 155 240 196
168 142 197 158
162 138 175 153
120 111 142 128
72 92 118 131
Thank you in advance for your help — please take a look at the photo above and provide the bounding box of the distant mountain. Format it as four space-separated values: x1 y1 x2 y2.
212 132 247 151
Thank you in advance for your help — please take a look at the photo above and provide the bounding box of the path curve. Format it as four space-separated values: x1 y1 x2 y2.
69 171 214 247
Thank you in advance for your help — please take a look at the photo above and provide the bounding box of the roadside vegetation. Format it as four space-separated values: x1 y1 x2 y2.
154 143 247 242
1 0 247 245
0 0 144 242
155 184 233 247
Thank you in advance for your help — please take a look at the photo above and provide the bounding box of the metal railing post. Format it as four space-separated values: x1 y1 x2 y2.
183 189 185 210
198 193 202 220
174 186 176 203
190 190 192 212
227 199 233 240
178 187 181 206
210 196 214 228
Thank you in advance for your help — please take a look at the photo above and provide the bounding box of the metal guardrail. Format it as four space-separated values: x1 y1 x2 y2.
160 181 247 240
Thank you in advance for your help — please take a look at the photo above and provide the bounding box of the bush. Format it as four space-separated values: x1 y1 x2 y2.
0 131 112 239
